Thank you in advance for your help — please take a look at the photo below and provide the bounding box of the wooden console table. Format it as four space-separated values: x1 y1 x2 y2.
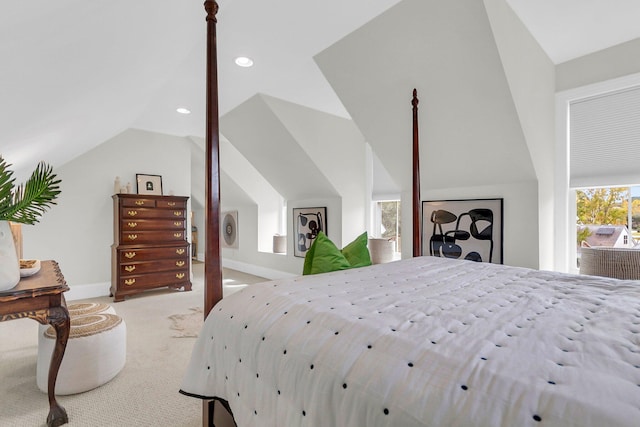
0 260 70 427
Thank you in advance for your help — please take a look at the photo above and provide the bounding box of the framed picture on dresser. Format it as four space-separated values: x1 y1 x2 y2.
136 174 163 195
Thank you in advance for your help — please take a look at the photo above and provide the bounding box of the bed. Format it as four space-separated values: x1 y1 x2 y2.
182 255 640 426
181 2 640 426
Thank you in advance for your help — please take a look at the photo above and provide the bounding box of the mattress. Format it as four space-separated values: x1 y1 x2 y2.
181 256 640 426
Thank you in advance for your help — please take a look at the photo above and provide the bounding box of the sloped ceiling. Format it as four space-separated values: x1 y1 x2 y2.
1 0 204 179
0 0 404 180
506 0 640 64
262 95 368 195
221 94 339 201
2 0 640 183
315 0 536 191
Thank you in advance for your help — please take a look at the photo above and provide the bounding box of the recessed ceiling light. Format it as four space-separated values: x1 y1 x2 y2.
235 56 254 67
176 107 191 114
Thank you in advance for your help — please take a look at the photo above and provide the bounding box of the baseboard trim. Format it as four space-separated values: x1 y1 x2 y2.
222 259 296 280
66 281 111 301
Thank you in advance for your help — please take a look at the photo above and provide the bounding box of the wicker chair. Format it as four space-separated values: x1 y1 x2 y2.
579 246 640 280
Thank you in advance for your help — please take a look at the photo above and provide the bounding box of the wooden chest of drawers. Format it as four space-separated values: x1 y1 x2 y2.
111 194 191 302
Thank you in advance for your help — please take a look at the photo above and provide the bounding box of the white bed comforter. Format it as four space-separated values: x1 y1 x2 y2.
181 256 640 427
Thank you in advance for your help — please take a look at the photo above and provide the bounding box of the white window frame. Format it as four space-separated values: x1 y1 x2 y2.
555 72 640 273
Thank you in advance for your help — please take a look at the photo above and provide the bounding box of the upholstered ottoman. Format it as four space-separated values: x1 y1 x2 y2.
68 302 117 317
37 302 116 336
37 310 126 395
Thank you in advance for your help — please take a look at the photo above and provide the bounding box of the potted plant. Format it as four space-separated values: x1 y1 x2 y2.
0 156 61 290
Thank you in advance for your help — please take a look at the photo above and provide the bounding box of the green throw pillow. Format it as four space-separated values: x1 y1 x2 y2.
341 231 372 268
303 231 372 275
303 231 351 275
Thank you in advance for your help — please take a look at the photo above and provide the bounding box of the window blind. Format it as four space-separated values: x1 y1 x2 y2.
569 85 640 188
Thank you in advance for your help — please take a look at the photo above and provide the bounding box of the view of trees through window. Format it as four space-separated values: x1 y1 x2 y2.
378 200 401 253
576 186 640 249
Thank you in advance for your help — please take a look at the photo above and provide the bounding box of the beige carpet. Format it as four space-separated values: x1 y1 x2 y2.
0 263 266 426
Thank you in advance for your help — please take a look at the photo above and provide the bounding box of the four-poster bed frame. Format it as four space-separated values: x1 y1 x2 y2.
200 2 424 317
190 3 640 427
200 4 423 424
200 6 422 421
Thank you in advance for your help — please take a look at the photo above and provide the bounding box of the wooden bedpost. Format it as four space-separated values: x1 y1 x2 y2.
204 0 223 318
412 89 421 257
203 2 222 424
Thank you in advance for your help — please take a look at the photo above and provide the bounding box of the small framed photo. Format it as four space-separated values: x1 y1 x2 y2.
422 198 503 264
293 207 327 258
136 174 163 195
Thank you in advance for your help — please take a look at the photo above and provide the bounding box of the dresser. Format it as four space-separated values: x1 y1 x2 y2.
111 194 191 302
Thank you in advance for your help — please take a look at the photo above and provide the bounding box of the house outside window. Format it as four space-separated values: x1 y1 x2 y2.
576 186 640 267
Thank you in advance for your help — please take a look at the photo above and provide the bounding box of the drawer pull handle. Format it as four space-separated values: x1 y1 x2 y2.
173 211 182 217
124 252 136 259
124 265 136 272
176 273 185 279
127 222 138 228
176 248 185 255
176 261 185 267
168 202 176 207
124 279 136 286
127 210 138 217
135 200 145 206
128 234 138 240
173 233 182 238
174 221 182 227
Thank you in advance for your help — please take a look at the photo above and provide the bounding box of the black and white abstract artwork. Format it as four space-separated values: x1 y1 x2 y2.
422 199 503 264
293 207 327 258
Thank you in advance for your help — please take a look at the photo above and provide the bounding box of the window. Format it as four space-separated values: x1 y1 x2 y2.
373 200 401 253
575 186 639 267
556 74 640 273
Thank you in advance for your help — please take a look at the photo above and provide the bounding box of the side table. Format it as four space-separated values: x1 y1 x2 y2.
0 260 70 427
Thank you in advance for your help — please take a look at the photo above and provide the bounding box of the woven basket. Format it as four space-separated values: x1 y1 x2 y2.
579 246 640 280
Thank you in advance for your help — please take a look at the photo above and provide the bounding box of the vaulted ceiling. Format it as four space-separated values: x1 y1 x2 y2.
2 0 640 181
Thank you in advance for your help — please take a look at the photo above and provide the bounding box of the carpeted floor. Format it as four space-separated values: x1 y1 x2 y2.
0 263 266 426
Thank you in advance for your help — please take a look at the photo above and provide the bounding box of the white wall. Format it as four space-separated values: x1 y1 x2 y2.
219 197 345 278
421 180 538 269
556 38 640 92
484 0 556 270
264 95 368 245
316 0 539 267
22 128 192 298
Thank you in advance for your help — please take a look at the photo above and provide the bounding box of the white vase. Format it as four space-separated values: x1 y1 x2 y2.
0 220 20 291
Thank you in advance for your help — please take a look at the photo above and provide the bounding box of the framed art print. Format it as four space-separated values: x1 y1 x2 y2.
136 174 163 195
221 210 239 249
422 198 503 264
293 207 326 257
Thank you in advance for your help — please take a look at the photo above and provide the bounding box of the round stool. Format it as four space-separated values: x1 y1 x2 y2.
68 302 117 317
38 302 116 336
37 313 126 395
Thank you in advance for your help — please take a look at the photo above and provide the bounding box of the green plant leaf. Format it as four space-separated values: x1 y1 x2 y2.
0 156 61 224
